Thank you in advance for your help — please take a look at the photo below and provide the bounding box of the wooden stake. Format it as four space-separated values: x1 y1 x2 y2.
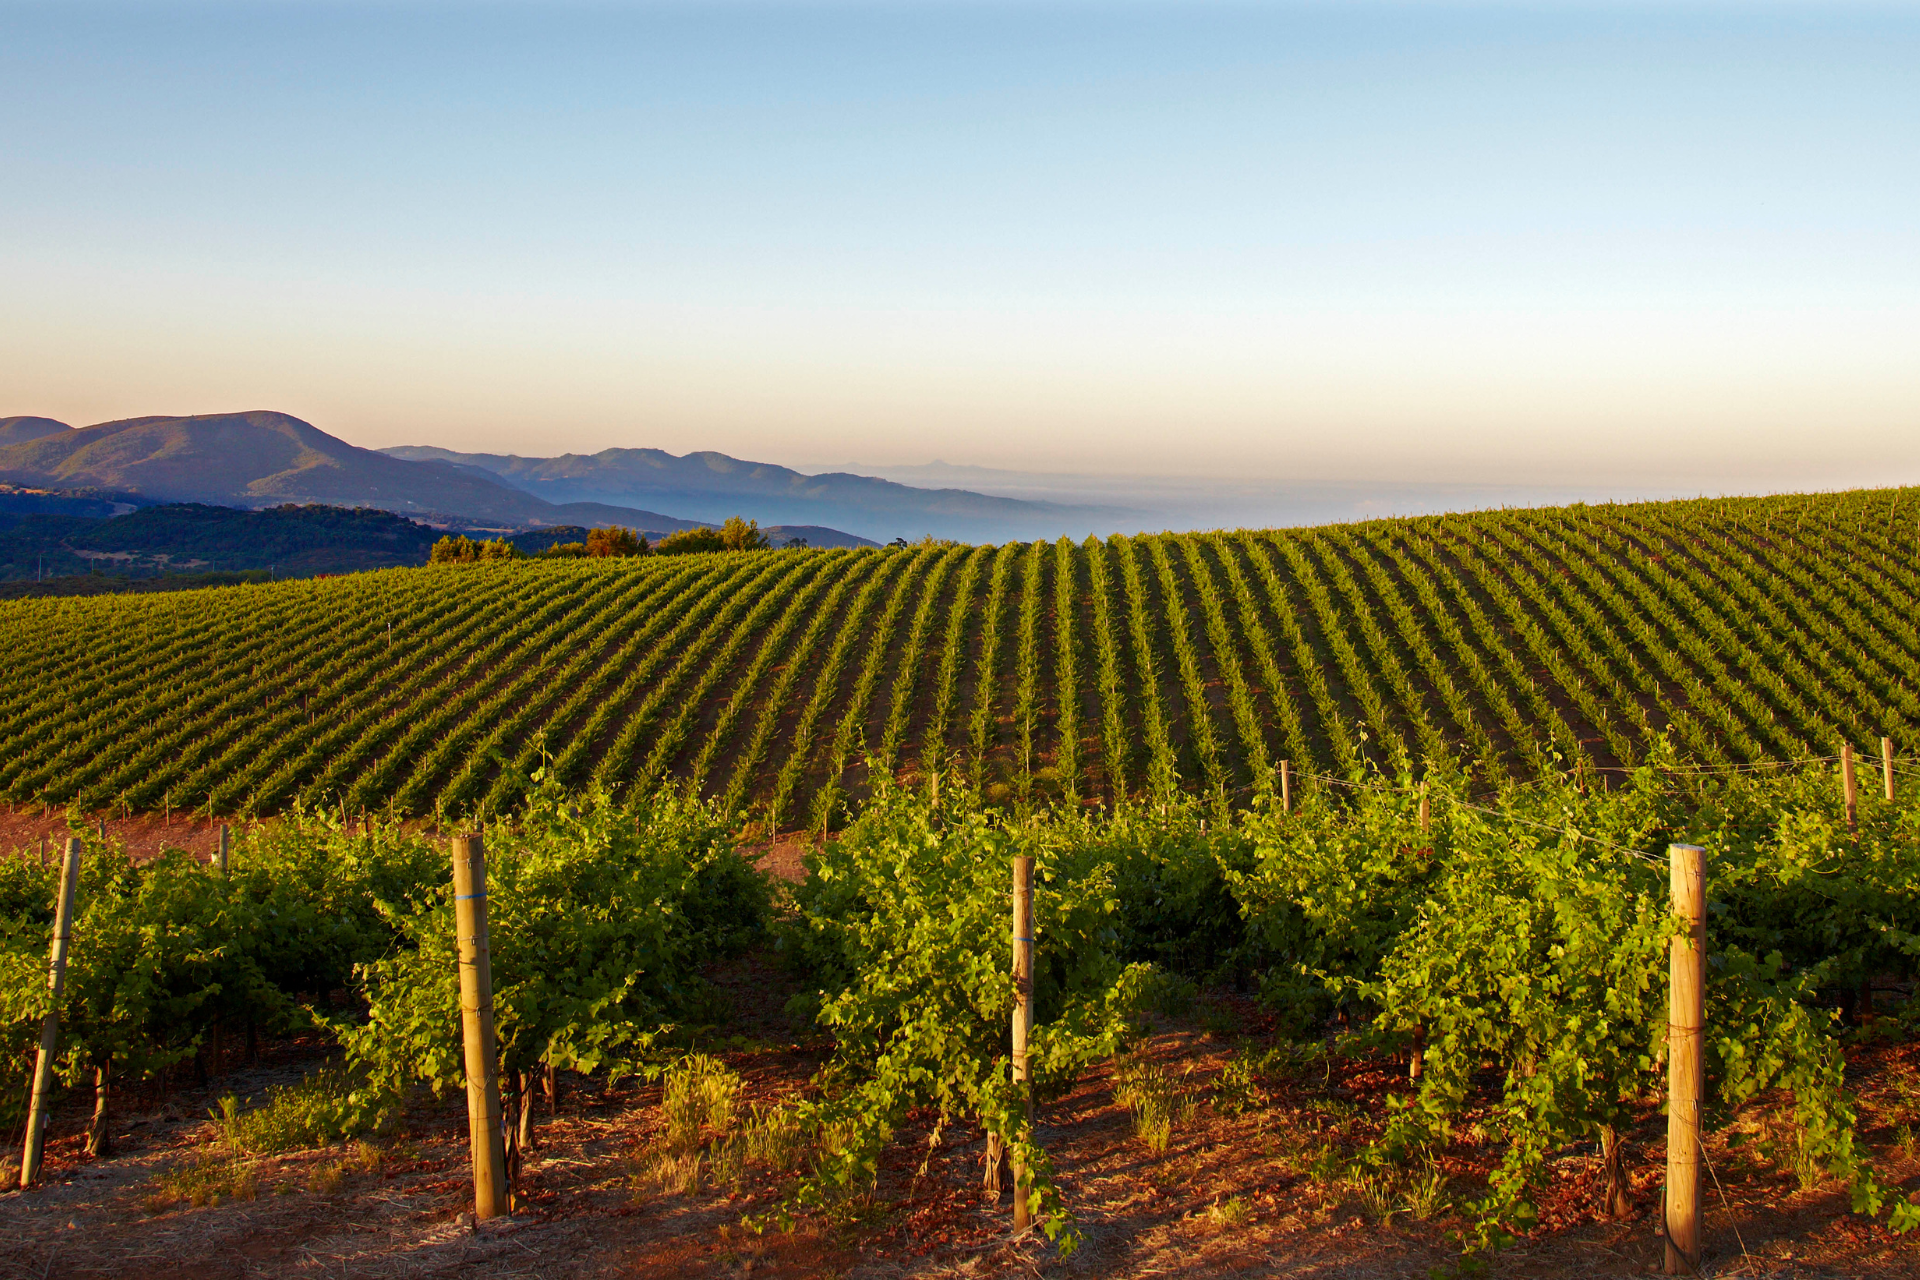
1280 759 1292 814
216 824 230 876
1883 737 1895 803
21 837 82 1188
452 834 508 1219
1418 782 1431 835
1664 842 1706 1275
1842 744 1858 831
1010 855 1035 1233
39 835 47 868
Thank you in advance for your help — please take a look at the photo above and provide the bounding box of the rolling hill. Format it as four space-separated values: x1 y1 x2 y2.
0 417 74 447
0 503 446 582
0 500 875 586
0 486 1908 828
0 412 717 534
379 444 1130 543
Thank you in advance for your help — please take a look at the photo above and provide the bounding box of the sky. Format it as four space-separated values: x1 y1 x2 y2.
3 1 1917 492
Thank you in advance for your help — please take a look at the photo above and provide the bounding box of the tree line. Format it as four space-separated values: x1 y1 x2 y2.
429 516 774 564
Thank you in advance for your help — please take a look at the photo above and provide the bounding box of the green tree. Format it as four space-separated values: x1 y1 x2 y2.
654 526 726 555
430 535 520 563
720 516 770 551
429 534 477 563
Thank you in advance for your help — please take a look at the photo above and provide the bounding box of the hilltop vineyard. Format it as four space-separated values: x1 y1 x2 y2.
2 487 1916 826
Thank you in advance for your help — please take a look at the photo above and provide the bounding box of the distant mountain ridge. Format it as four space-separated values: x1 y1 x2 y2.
379 444 1123 543
0 417 74 447
0 410 686 529
0 411 874 543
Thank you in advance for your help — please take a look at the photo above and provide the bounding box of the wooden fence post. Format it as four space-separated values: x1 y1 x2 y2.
1664 842 1706 1275
1842 744 1858 831
216 824 230 876
1280 759 1292 815
1418 782 1431 835
452 834 508 1219
1883 737 1895 803
1011 855 1035 1232
21 837 82 1188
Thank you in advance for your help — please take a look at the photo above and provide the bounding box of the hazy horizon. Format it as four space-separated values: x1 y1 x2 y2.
4 2 1917 493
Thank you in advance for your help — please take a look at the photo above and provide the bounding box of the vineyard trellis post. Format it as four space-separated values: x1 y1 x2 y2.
452 833 509 1219
1010 854 1035 1233
1664 842 1706 1275
1882 737 1894 803
216 823 230 876
1280 759 1291 814
1418 782 1430 835
1841 744 1858 831
21 837 81 1189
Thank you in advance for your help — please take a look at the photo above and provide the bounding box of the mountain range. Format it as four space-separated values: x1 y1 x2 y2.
0 411 1120 544
0 412 700 532
0 412 876 545
380 444 1129 542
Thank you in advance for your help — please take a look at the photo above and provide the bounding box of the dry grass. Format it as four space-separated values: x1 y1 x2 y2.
143 1147 257 1212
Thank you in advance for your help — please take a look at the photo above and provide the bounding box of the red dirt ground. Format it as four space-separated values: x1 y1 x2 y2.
0 808 228 865
0 973 1914 1279
1 819 1915 1278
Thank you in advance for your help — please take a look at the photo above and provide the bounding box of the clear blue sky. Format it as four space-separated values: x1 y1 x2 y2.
3 2 1916 487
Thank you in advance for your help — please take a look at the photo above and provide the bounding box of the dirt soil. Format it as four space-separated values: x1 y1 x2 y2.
0 813 816 881
0 809 230 865
1 819 1916 1277
1 956 1916 1280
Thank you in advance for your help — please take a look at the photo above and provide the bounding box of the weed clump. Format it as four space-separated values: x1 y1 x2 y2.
1207 1195 1251 1228
633 1055 745 1196
145 1148 257 1212
215 1067 370 1155
1114 1055 1196 1155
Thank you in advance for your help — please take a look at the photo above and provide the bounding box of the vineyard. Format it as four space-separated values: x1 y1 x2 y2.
4 487 1920 829
3 486 1920 1275
1 764 1917 1276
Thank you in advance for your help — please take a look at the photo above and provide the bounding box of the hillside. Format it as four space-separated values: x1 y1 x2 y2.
0 486 1910 826
0 482 147 519
0 503 455 582
0 411 712 533
380 443 1128 542
0 411 1045 542
0 416 73 446
0 502 876 586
